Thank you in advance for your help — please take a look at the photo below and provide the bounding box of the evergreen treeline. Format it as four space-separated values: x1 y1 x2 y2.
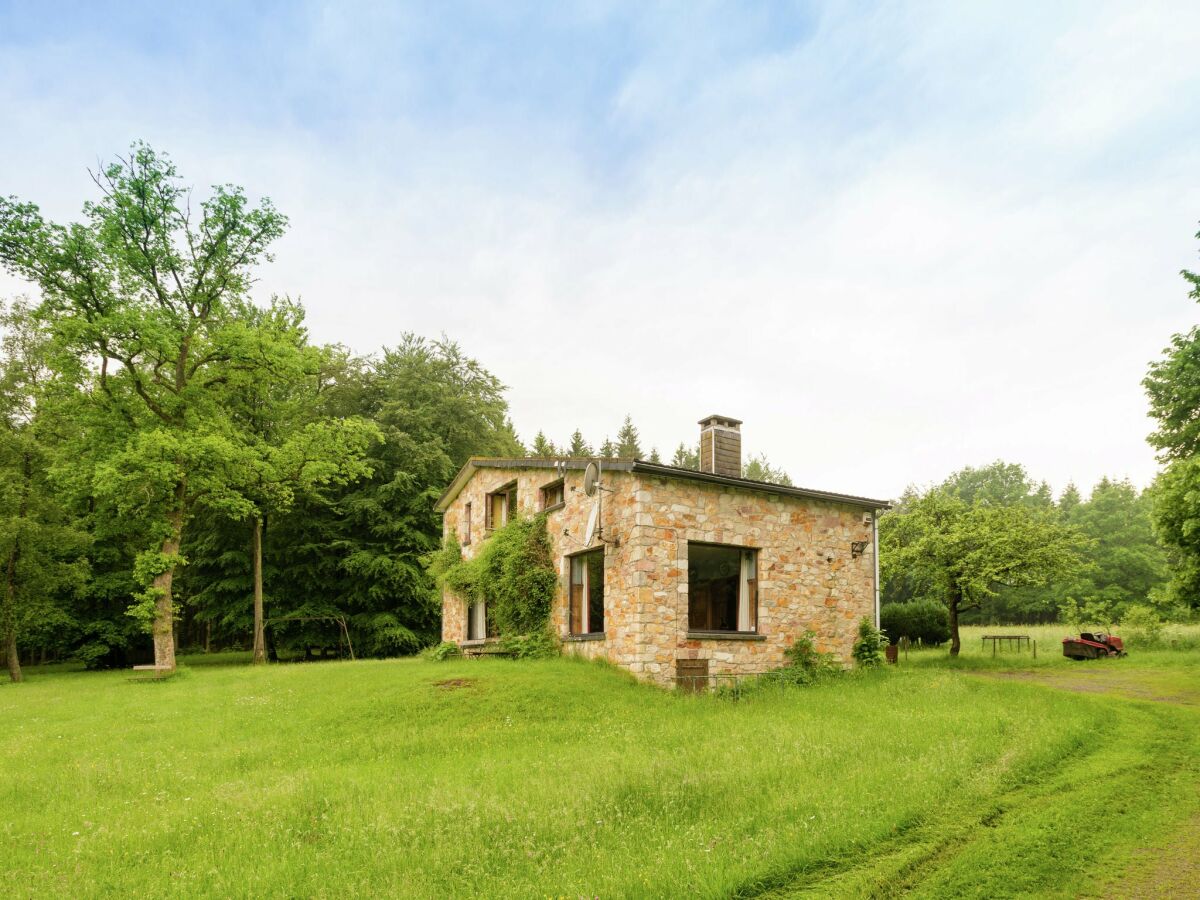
0 145 1193 679
531 415 794 485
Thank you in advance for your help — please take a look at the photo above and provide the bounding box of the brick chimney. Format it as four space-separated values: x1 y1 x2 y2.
699 415 742 478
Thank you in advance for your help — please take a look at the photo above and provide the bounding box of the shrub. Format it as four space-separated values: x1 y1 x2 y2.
498 630 560 660
879 600 951 646
852 618 888 667
1120 605 1165 649
425 641 462 661
774 630 840 685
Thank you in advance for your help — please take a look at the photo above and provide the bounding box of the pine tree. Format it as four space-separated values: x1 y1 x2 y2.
672 442 699 469
648 447 662 464
615 415 642 458
530 431 556 458
599 437 616 458
567 430 592 457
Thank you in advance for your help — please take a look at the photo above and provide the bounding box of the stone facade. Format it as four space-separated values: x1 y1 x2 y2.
440 461 880 687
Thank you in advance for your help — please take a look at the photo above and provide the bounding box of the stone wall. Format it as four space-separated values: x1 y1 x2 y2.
629 475 877 685
440 465 642 663
440 463 878 687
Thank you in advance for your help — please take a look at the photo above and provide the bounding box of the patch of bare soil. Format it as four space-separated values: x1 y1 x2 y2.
980 669 1199 707
432 678 476 690
1103 815 1200 899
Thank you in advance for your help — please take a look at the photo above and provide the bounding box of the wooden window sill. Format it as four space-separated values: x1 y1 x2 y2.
564 633 606 642
541 501 565 513
686 631 766 641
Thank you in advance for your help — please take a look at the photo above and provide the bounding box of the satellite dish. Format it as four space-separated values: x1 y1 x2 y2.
583 461 600 497
583 500 599 546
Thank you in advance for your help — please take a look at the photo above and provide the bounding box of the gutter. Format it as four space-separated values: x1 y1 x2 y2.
873 510 881 629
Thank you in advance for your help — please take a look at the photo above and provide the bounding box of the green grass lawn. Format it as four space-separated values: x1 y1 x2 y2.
2 644 1198 898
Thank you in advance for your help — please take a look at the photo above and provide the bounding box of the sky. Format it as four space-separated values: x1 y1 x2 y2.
2 0 1199 501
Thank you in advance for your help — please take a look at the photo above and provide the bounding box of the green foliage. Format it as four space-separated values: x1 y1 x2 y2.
880 599 951 646
497 629 560 659
1120 604 1165 649
881 484 1085 652
429 515 558 641
615 414 642 458
1144 229 1200 610
424 640 462 661
741 452 792 485
566 430 592 457
779 630 840 683
671 442 699 469
851 618 888 667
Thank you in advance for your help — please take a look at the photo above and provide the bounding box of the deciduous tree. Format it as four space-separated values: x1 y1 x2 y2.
0 143 288 670
880 488 1084 654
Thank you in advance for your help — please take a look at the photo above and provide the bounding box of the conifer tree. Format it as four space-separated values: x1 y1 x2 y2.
567 430 592 457
615 415 642 458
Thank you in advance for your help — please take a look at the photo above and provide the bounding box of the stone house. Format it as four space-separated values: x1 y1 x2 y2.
435 415 889 687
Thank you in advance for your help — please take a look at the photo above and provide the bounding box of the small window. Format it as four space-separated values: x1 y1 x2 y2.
466 599 496 641
462 502 472 545
569 549 605 635
540 479 565 511
485 481 517 531
687 543 757 633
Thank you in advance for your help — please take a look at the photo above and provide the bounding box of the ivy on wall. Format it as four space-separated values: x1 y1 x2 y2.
427 514 559 651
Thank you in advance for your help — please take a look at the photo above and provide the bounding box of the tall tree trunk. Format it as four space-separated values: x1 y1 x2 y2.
4 449 30 684
151 482 186 672
948 589 961 657
4 622 20 684
5 538 22 683
252 514 265 665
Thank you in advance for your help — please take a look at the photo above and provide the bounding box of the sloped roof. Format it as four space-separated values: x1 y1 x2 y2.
435 457 890 512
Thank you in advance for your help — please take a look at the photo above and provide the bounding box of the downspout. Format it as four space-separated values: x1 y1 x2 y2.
872 510 881 628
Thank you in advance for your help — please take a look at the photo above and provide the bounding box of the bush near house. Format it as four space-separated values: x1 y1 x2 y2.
881 599 952 646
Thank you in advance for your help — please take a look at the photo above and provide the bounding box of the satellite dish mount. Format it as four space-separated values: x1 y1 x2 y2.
582 460 618 547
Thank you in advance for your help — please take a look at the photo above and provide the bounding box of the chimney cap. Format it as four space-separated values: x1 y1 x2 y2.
698 414 742 428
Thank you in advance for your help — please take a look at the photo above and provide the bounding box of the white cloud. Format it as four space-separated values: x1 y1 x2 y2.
1 1 1198 500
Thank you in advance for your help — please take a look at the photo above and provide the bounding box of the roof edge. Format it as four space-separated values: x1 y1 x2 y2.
435 456 890 512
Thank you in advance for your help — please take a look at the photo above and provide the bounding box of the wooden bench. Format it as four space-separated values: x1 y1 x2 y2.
460 642 515 660
129 664 174 681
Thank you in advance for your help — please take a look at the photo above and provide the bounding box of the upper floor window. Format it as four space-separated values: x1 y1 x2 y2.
687 543 757 633
540 479 565 511
486 481 517 531
569 549 605 635
462 501 472 545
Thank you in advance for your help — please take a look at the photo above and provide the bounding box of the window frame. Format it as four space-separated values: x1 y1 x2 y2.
462 501 472 545
567 547 605 638
539 478 565 512
465 598 497 642
485 480 518 532
685 541 760 637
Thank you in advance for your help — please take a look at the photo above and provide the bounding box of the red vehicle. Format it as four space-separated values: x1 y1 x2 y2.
1062 632 1126 660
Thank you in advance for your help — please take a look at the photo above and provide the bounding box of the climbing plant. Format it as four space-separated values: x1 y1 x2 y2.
427 514 559 645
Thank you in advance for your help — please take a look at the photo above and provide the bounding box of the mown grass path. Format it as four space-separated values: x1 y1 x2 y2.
747 658 1200 898
1 651 1197 897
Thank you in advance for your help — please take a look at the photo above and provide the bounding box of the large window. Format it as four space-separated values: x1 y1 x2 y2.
687 543 757 633
485 481 517 531
569 550 605 635
466 599 496 641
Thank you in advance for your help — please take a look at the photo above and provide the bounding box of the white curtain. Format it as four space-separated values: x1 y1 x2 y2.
738 551 756 632
470 601 486 640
